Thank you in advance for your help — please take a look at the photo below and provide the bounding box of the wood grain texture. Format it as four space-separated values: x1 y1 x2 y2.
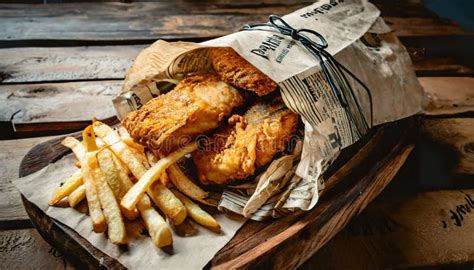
0 1 470 46
422 118 474 175
0 77 463 128
0 2 308 44
17 117 417 269
421 77 474 115
302 189 474 269
0 46 144 83
0 136 58 228
213 130 415 269
1 46 471 85
0 81 121 123
0 228 74 269
382 16 472 37
411 56 474 77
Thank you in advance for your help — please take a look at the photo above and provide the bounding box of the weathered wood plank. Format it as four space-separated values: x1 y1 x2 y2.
0 81 121 123
0 0 428 19
422 118 474 175
1 45 472 84
0 2 306 44
411 56 474 77
0 136 58 228
0 2 470 46
1 77 465 128
421 77 474 115
383 16 472 37
0 46 144 83
303 188 474 269
0 228 73 269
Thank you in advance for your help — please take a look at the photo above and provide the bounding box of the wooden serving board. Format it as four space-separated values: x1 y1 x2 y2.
18 117 418 269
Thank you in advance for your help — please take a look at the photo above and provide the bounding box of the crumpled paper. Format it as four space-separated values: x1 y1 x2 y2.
112 0 422 221
15 0 423 268
15 154 245 269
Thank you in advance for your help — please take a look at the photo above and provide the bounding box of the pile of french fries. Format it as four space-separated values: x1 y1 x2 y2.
49 121 220 247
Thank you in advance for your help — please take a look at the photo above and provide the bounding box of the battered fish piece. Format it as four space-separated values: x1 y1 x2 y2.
193 98 299 185
123 74 243 153
211 47 278 96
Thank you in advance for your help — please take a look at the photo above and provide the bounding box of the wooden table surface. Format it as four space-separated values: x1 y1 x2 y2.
0 0 473 269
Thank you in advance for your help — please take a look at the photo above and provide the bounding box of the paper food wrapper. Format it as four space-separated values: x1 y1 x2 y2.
113 0 422 220
15 0 423 268
15 154 245 269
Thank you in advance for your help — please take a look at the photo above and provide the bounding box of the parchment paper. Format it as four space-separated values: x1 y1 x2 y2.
15 153 245 269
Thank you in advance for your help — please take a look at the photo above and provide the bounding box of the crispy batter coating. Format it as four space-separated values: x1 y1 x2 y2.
193 98 299 185
122 74 243 153
211 47 278 96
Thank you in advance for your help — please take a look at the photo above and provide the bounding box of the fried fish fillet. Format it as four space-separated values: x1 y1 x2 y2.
123 74 243 153
211 47 278 96
193 98 299 185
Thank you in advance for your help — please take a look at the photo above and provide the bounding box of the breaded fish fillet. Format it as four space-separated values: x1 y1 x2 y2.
211 47 278 96
123 74 243 153
193 98 299 185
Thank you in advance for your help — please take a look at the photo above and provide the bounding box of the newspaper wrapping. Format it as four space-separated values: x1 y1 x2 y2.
113 0 423 220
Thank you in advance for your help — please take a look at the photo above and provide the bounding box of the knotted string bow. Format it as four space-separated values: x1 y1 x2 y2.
242 15 373 139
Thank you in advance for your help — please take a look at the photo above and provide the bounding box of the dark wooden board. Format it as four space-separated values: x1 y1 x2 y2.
301 188 474 269
0 228 74 269
0 135 59 229
18 117 418 269
0 1 471 47
422 117 474 176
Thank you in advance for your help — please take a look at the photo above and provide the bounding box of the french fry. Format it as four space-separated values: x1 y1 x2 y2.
131 146 150 169
167 164 208 201
145 150 158 165
64 128 106 233
160 170 170 186
93 121 193 220
99 134 145 221
111 152 131 177
97 149 128 199
87 152 127 245
97 148 142 221
93 121 148 179
62 136 86 160
68 184 86 207
49 170 83 206
153 150 208 200
81 153 107 233
57 123 175 247
83 125 98 152
172 190 220 230
148 182 186 225
98 134 139 219
84 125 127 244
110 152 140 220
118 126 145 153
95 137 105 148
120 141 197 211
119 131 149 169
136 194 173 247
152 150 208 202
146 151 169 186
99 131 152 221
